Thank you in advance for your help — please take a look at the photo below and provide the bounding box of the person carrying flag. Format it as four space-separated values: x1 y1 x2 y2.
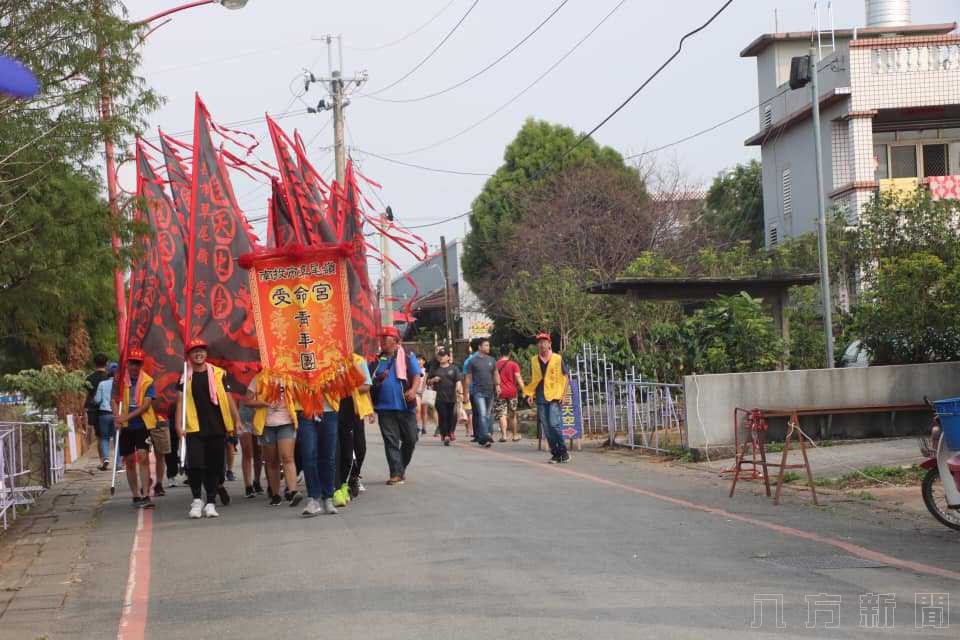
523 333 571 464
114 349 157 509
177 339 240 519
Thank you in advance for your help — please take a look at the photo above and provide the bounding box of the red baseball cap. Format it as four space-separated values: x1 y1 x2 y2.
186 338 209 354
127 348 146 362
535 332 551 342
380 326 401 339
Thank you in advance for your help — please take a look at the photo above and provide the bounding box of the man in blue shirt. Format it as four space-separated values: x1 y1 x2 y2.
373 327 423 485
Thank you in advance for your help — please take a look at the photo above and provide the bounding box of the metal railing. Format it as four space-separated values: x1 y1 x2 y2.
607 381 685 453
572 343 638 436
0 422 62 529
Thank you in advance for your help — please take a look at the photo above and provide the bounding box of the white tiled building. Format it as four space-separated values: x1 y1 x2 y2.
742 1 960 248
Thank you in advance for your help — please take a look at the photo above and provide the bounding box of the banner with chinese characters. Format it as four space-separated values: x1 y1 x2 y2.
244 244 364 414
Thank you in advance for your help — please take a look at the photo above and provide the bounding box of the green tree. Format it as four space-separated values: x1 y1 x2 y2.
461 118 633 311
0 1 159 370
2 365 88 418
850 253 960 364
686 293 783 374
699 160 764 248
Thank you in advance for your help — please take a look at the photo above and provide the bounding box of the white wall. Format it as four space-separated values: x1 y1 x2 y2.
683 362 960 449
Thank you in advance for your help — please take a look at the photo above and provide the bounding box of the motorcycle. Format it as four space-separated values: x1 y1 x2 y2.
919 398 960 531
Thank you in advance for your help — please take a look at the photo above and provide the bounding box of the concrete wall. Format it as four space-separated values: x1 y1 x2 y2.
683 362 960 450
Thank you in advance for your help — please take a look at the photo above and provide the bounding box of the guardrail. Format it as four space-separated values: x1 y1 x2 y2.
0 421 63 529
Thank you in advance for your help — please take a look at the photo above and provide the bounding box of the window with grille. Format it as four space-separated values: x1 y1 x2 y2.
923 144 948 177
874 144 889 180
763 106 773 129
768 224 779 247
781 168 792 219
891 145 918 178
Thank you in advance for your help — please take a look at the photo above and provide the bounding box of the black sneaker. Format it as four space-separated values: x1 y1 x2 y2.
140 496 155 509
244 486 255 499
217 485 231 506
225 470 237 482
547 455 561 464
287 490 304 507
253 480 264 495
348 477 360 498
559 453 571 464
153 482 165 497
483 442 492 448
268 494 282 506
132 496 142 507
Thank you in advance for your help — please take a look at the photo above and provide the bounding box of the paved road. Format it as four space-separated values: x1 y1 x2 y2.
55 431 958 639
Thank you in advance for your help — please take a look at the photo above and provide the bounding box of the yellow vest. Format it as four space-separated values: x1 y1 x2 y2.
251 376 300 436
350 354 374 419
123 372 157 430
524 353 567 402
183 365 235 434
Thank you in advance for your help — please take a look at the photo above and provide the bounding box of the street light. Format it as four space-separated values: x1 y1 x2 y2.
100 0 252 351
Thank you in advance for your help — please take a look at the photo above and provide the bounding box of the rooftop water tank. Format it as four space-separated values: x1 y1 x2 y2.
865 0 911 28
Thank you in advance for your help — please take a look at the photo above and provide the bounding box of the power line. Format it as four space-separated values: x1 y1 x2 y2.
360 0 571 104
146 40 311 75
380 0 627 156
346 0 460 52
401 0 736 231
626 85 790 159
352 148 492 176
559 0 735 163
362 0 481 97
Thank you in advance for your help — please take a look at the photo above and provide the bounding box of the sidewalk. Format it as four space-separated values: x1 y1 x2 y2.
0 450 111 639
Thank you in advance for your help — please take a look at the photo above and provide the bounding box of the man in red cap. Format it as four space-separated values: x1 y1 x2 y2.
114 349 157 508
523 333 571 463
371 326 423 484
177 338 240 519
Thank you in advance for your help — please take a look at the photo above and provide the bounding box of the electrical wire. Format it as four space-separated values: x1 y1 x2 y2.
361 0 571 104
362 0 481 97
353 148 491 177
399 0 736 231
347 0 459 52
626 85 790 159
147 40 312 75
379 0 628 157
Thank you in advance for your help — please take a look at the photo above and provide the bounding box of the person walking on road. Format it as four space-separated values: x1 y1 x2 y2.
150 401 173 497
427 347 462 445
462 339 479 440
335 353 374 505
372 327 423 485
296 386 340 517
114 349 157 509
92 363 118 470
245 372 301 507
177 339 240 519
464 338 499 448
85 354 110 455
495 346 525 442
523 333 571 464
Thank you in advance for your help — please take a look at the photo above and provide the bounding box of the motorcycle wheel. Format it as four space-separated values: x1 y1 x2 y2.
921 467 960 532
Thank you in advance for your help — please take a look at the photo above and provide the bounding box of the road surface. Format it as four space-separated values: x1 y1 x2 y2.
52 432 959 639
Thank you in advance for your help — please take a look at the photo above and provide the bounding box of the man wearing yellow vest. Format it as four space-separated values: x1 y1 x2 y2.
114 348 157 509
523 332 571 464
177 338 240 519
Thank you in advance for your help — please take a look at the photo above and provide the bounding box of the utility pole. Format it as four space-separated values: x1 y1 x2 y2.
809 46 835 367
440 236 454 347
306 34 368 184
380 210 393 328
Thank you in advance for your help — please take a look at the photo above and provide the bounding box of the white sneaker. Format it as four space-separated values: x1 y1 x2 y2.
357 481 366 494
301 498 321 518
188 499 203 519
202 503 219 518
322 498 338 514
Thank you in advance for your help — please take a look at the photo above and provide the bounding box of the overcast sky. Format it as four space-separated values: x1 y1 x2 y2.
131 0 958 277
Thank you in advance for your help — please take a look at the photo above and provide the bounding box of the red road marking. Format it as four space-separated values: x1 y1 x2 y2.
117 506 153 640
458 444 960 582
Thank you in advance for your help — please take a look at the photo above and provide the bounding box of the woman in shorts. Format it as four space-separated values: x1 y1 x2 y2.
245 373 301 507
234 389 264 499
